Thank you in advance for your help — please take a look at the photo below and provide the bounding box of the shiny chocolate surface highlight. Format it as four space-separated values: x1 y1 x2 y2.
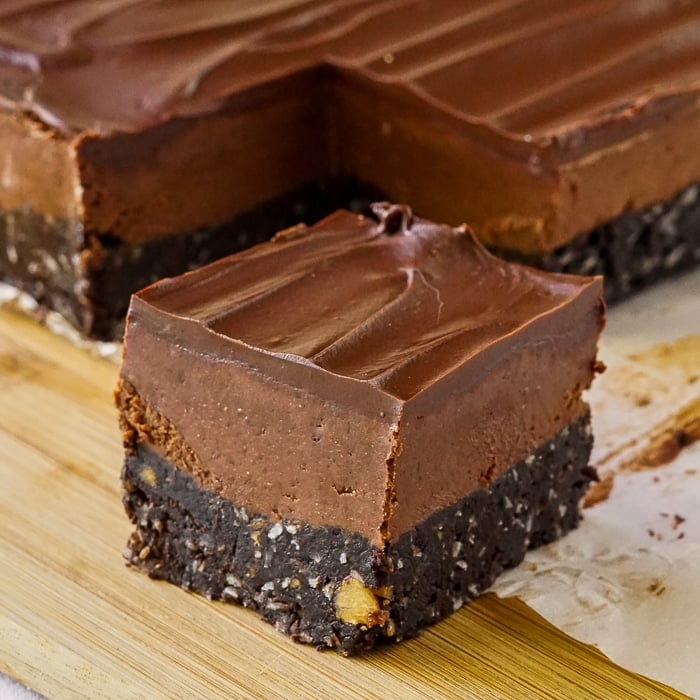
1 0 698 143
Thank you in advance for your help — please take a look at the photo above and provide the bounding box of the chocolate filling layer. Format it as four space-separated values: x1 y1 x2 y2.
122 412 594 655
512 182 700 301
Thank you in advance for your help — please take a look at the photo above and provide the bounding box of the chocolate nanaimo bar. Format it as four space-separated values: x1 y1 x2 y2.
117 204 605 653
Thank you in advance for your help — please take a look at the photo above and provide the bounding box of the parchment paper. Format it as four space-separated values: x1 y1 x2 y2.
493 269 700 698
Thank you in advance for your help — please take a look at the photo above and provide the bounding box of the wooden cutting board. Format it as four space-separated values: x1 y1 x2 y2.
0 305 689 700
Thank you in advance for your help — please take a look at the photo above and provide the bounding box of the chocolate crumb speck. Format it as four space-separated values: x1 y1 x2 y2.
675 429 692 448
647 581 666 596
648 579 665 595
581 465 600 482
583 469 612 508
672 514 686 530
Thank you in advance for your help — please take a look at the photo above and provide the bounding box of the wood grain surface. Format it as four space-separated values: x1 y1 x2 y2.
0 306 689 700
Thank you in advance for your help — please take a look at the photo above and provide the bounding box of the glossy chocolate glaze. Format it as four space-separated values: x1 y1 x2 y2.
119 207 604 544
2 0 698 138
2 1 700 249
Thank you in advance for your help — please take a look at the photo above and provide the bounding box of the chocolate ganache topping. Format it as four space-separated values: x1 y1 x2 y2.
1 0 698 142
120 209 604 544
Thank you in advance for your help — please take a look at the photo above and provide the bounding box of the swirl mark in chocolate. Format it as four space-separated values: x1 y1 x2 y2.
2 0 700 153
140 208 594 400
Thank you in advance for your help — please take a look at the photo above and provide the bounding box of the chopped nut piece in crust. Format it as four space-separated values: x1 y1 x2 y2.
141 466 157 487
334 578 389 628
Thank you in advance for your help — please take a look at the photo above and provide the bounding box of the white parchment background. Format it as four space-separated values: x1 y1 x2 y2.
493 269 700 698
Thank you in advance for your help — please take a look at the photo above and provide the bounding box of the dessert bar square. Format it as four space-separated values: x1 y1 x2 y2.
117 204 605 653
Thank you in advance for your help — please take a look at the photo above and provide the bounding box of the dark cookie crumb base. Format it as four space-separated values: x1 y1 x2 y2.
504 182 700 303
122 412 594 655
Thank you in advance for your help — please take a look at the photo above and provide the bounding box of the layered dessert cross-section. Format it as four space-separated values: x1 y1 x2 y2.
1 0 700 338
116 204 605 653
